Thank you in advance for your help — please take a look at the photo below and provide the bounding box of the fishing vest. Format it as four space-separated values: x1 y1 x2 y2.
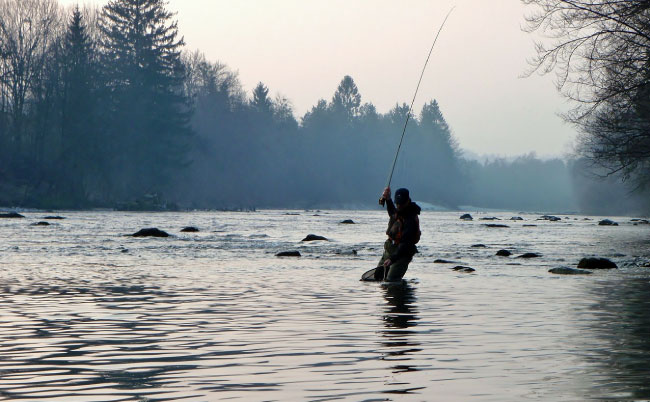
387 214 421 245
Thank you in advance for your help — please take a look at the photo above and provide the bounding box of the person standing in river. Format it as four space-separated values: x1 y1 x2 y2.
376 187 422 281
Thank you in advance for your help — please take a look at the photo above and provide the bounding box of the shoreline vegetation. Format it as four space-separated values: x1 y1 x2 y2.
1 0 648 215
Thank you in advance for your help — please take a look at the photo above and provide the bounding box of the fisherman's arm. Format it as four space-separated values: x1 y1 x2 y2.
381 187 396 216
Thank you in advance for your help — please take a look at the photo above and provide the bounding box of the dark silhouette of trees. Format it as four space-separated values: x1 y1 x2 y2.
98 0 191 202
0 0 61 202
0 0 631 213
54 7 100 205
524 0 650 187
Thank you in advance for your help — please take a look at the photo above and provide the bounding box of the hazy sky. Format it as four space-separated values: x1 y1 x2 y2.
59 0 574 157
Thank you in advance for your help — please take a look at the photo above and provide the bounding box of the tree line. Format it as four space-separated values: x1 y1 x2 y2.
0 0 645 214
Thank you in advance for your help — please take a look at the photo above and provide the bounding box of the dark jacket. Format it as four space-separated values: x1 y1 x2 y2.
386 198 421 261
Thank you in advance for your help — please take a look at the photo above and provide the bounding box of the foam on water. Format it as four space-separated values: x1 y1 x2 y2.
0 210 649 401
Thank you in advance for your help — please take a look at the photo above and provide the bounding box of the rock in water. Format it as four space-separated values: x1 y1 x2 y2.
496 250 512 257
43 216 65 220
510 216 524 221
452 266 475 273
480 217 500 221
434 259 458 264
0 212 24 218
484 224 509 228
549 267 592 275
276 251 301 257
598 219 618 226
460 213 473 221
181 226 199 232
340 219 355 224
471 244 487 248
32 221 50 226
302 234 328 241
577 257 617 269
335 249 358 256
132 228 169 237
517 253 541 259
630 219 649 224
539 215 561 221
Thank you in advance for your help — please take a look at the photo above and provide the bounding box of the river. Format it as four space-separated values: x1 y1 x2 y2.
1 210 649 401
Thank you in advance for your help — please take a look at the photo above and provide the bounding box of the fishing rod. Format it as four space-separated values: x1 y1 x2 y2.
380 6 455 206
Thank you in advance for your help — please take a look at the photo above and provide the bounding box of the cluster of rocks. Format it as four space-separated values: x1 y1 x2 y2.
494 250 540 258
539 215 561 222
1 212 69 227
131 226 204 237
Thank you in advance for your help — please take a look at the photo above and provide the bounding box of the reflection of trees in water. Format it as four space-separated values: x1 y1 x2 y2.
583 278 650 399
381 282 422 380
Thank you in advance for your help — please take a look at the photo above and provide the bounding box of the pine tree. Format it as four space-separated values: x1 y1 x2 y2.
99 0 191 201
58 7 97 205
331 75 361 122
250 82 273 116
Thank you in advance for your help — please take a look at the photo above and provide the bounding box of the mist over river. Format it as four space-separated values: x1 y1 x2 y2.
1 210 649 401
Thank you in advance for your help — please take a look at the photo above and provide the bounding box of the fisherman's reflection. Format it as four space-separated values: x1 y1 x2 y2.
381 281 421 373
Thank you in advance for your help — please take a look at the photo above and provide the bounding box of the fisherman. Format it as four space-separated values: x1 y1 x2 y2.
376 187 421 281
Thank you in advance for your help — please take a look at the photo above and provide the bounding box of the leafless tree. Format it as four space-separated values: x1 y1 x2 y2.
0 0 61 147
523 0 650 186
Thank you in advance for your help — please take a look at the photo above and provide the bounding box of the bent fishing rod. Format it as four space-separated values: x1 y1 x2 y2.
380 6 455 206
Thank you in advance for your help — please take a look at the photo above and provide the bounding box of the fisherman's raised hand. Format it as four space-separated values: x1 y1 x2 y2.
381 187 391 201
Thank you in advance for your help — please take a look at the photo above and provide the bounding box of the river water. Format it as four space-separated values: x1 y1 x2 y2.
1 210 649 401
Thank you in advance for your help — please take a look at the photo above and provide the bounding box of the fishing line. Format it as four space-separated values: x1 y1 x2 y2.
380 6 455 205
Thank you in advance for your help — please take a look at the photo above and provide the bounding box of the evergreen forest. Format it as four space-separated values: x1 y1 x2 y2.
0 0 645 214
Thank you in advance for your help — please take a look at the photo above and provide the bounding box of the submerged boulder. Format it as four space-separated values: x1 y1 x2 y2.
598 219 618 226
276 251 301 257
434 259 458 264
510 216 524 221
577 257 617 269
32 221 50 226
452 266 475 273
480 217 500 221
484 224 509 228
340 219 355 224
132 228 169 237
181 226 199 232
0 212 24 218
334 249 358 256
549 266 592 275
471 244 487 248
302 234 328 242
43 216 65 220
460 213 473 221
517 252 541 259
496 249 512 257
539 215 561 222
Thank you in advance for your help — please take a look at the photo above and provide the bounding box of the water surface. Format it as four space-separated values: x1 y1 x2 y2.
1 210 649 401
